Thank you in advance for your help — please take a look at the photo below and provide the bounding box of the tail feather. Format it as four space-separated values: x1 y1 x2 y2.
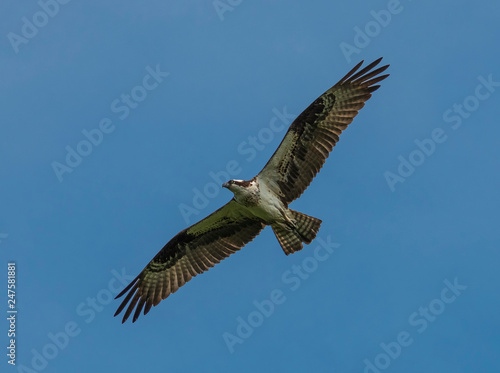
272 210 322 255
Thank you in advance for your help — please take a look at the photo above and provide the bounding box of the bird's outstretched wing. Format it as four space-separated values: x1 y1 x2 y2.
258 58 389 205
114 200 265 323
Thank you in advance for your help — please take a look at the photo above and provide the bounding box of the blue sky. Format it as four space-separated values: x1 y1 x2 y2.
1 0 499 372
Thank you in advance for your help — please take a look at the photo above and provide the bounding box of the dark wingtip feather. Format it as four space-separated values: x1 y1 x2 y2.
373 57 384 66
348 59 380 82
364 73 390 87
144 300 154 315
122 292 141 324
133 297 147 323
339 59 365 83
114 284 138 318
359 65 390 83
337 58 389 87
115 275 140 299
366 85 381 93
349 58 387 83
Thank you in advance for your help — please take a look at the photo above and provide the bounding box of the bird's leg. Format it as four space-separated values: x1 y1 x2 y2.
282 209 296 229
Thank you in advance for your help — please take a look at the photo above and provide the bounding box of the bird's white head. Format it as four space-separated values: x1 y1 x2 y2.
222 179 259 202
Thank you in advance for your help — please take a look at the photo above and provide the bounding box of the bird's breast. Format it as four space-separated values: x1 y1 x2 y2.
245 183 287 224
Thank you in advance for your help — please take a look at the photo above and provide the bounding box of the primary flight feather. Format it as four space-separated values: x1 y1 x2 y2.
115 58 389 323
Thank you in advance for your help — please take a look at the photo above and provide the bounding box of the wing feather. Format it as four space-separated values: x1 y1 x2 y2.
258 58 389 204
114 200 265 323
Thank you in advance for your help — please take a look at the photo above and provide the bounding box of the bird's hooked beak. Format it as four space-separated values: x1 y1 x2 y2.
222 182 230 189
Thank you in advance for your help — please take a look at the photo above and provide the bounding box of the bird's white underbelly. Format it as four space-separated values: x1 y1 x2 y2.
248 182 287 224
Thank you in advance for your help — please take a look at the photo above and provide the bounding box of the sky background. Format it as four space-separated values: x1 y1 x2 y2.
1 1 499 372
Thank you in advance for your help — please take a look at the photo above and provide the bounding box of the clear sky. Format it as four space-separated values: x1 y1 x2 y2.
1 1 499 372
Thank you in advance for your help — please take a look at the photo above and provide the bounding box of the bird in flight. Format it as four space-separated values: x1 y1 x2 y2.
115 58 389 323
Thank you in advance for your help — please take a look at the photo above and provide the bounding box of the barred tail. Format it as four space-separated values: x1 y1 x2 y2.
272 210 322 255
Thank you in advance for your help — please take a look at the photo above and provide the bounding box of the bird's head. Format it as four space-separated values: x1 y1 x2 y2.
222 179 257 197
222 179 244 192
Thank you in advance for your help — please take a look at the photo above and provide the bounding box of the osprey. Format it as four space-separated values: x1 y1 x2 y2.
115 58 389 323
